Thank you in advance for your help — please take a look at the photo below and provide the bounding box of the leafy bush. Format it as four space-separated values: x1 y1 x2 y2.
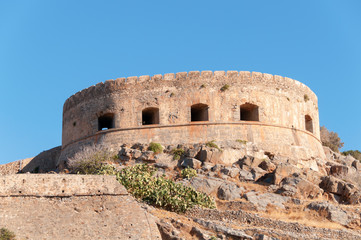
96 164 118 175
0 228 16 240
172 148 185 160
116 164 215 212
342 150 361 161
236 139 247 144
220 84 230 92
181 167 197 179
148 142 163 154
68 145 115 174
320 126 344 153
206 140 221 151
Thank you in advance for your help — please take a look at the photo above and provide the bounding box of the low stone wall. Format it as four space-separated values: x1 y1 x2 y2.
59 121 326 166
0 174 124 197
0 146 61 175
0 174 161 240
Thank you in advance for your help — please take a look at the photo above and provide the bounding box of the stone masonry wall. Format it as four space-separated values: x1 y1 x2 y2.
61 71 324 163
0 174 161 239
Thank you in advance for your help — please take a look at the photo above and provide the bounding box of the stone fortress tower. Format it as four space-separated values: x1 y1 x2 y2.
59 71 326 165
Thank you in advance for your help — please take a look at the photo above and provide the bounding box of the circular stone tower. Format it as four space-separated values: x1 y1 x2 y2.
59 71 325 165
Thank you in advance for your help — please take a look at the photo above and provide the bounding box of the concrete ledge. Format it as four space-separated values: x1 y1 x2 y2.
0 174 127 197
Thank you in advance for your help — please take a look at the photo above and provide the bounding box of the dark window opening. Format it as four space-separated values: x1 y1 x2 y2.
240 103 259 121
98 113 114 131
305 115 313 133
191 103 209 121
142 107 159 125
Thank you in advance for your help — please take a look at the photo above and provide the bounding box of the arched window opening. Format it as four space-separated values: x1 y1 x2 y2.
98 113 114 131
305 115 313 133
240 103 259 121
142 107 159 125
191 103 209 122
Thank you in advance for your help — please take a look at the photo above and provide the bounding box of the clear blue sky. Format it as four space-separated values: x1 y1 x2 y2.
0 0 360 164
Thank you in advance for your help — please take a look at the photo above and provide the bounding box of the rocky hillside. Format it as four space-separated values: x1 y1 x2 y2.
1 141 361 239
115 141 361 239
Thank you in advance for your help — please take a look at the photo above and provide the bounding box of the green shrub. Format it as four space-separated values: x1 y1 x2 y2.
320 126 344 153
220 84 230 92
116 164 215 212
304 94 309 102
68 145 115 174
206 140 221 151
172 148 185 160
0 228 16 240
236 139 247 144
342 150 361 161
148 142 163 154
181 167 197 179
96 164 118 175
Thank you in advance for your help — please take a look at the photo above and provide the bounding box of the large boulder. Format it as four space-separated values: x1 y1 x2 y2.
189 176 225 195
258 160 276 172
319 176 361 204
239 169 254 181
181 158 202 169
273 163 301 185
277 175 323 199
217 182 244 201
194 145 223 164
352 160 361 171
235 155 264 170
244 192 290 211
330 165 349 177
307 201 349 226
220 167 239 178
251 167 268 181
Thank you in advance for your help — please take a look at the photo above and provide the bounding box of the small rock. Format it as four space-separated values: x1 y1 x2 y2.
352 160 361 170
154 163 169 169
181 158 202 169
193 219 252 239
255 234 280 240
211 164 224 172
220 167 239 178
138 151 155 162
217 182 243 200
132 149 142 159
330 165 349 176
258 160 276 172
251 167 267 181
201 162 213 172
239 169 254 181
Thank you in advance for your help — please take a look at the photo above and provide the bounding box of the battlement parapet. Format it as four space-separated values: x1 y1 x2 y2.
64 71 317 112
